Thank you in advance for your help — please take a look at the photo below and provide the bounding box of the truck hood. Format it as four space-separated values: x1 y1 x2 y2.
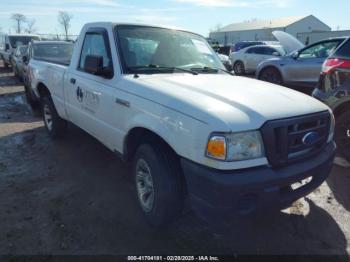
126 74 329 131
273 31 305 54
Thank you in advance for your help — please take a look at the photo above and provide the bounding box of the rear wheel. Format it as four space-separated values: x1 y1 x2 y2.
335 111 350 161
41 96 67 138
259 67 283 85
234 61 245 75
133 143 184 227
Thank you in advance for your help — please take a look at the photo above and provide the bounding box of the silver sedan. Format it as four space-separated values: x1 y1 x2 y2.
256 31 346 89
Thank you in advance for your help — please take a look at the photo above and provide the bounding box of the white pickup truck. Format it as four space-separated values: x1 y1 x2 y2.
29 22 336 226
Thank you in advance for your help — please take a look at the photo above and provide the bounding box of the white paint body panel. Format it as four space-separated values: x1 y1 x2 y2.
29 22 331 171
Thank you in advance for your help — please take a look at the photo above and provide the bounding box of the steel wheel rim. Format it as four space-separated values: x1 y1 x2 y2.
136 158 155 213
43 104 53 131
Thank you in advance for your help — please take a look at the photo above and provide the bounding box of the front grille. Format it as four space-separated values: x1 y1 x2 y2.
261 111 330 168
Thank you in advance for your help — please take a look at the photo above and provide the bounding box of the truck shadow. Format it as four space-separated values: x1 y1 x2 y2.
201 199 348 255
327 165 350 211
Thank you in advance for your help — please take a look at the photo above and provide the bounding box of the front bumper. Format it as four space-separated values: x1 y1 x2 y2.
181 142 336 222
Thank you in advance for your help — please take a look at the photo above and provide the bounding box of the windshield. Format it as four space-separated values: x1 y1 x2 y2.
115 25 224 74
9 36 40 49
19 46 27 56
33 43 73 64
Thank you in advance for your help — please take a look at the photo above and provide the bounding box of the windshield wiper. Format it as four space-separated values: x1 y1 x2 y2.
127 64 198 75
190 66 234 75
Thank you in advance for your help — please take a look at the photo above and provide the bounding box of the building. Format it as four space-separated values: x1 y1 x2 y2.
297 30 350 45
209 15 331 46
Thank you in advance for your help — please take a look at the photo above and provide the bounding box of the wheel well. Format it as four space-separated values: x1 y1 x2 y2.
258 66 282 79
37 83 51 99
334 101 350 119
124 127 187 195
124 127 177 161
234 60 244 67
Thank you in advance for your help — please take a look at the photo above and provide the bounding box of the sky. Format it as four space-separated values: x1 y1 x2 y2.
1 0 350 37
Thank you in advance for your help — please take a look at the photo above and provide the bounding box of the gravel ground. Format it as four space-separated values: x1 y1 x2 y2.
0 62 349 256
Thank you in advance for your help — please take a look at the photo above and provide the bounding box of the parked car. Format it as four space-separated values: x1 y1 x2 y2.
0 34 40 68
217 53 233 71
24 41 73 108
230 45 285 75
256 31 347 89
313 37 350 161
28 22 335 226
230 41 266 53
11 45 28 81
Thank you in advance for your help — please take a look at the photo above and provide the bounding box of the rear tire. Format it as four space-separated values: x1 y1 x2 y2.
41 96 67 139
234 61 245 75
335 111 350 161
259 67 283 85
133 143 184 227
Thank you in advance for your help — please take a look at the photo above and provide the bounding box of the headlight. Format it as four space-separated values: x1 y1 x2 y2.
206 131 265 161
328 113 335 143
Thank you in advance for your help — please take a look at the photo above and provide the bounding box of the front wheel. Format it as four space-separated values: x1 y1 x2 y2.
133 143 184 227
41 96 67 138
335 111 350 161
259 67 283 85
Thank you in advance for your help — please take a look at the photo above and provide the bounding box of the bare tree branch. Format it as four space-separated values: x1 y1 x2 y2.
25 18 37 34
58 11 73 40
11 13 27 34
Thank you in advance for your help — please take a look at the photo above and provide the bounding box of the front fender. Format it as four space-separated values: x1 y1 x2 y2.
124 109 210 163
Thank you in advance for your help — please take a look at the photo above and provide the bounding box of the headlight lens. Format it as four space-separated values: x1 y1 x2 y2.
328 113 335 143
206 131 265 161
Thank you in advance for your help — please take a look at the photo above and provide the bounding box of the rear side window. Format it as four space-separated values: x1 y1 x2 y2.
79 32 112 70
262 47 276 55
334 39 350 58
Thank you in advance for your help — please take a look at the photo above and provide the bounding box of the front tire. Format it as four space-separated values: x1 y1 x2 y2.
259 67 283 85
335 111 350 161
41 96 67 138
133 143 184 227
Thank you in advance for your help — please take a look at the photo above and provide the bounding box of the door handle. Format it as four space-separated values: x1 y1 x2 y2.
70 78 76 84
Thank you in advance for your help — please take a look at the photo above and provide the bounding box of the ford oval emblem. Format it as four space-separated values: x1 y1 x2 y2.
302 132 320 146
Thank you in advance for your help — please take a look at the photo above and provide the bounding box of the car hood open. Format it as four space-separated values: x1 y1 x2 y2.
272 31 305 54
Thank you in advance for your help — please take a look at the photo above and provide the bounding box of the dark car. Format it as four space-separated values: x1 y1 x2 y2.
230 41 266 53
313 37 350 161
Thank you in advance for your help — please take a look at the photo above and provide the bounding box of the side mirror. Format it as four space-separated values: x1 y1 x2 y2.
5 43 10 51
291 51 299 59
272 52 280 57
22 56 28 63
84 55 113 78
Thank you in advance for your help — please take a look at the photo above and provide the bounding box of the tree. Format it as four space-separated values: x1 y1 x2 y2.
25 18 37 34
209 23 222 33
11 13 27 34
58 11 73 40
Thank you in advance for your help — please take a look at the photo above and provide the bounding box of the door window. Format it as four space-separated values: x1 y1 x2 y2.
79 32 112 72
299 41 342 59
246 47 265 55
